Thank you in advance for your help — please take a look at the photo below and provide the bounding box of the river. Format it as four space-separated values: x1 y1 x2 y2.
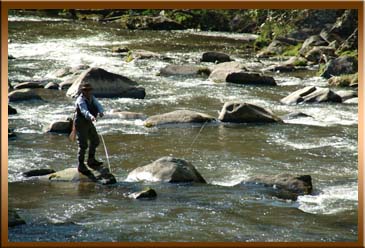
8 11 358 242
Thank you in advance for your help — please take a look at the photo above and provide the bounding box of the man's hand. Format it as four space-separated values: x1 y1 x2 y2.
99 113 104 118
91 116 96 122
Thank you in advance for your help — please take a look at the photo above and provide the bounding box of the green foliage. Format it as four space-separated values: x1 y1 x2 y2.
337 50 358 58
282 43 303 57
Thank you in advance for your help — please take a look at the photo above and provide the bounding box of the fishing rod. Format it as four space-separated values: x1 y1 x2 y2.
93 118 112 174
189 121 208 149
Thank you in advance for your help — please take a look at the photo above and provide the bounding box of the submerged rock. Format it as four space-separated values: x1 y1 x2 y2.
218 102 282 123
66 67 146 99
282 112 312 120
280 86 342 105
128 188 157 200
8 209 26 227
126 156 207 183
8 105 17 115
159 64 209 77
8 89 43 102
238 173 313 200
109 110 147 120
201 52 232 63
144 110 215 127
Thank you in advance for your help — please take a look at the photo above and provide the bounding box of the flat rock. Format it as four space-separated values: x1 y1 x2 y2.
144 110 215 127
159 64 209 77
126 156 206 183
66 67 146 99
218 102 282 123
280 86 342 105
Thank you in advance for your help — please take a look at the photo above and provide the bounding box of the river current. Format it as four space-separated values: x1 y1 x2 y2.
8 12 358 242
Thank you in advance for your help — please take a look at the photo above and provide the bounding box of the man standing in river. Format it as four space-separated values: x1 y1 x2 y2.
74 83 104 180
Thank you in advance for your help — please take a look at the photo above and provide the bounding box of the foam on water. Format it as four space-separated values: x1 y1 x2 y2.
298 183 358 215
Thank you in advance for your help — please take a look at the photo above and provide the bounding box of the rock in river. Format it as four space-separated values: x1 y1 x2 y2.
144 110 215 127
128 188 157 200
8 209 26 227
320 56 358 79
238 173 313 200
126 157 207 183
46 119 73 134
280 86 342 105
8 89 43 102
66 67 146 99
201 52 232 63
8 105 17 115
14 82 44 90
159 64 209 77
210 69 276 86
218 102 282 123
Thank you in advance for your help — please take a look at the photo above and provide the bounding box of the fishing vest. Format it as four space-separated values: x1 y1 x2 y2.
76 96 99 119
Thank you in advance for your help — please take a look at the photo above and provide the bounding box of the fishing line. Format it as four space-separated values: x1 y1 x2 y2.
99 133 112 173
189 121 208 149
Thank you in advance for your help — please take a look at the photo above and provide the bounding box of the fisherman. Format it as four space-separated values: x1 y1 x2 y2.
74 83 104 180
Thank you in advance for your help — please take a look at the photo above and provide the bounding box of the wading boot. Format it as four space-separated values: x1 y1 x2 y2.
78 163 98 182
87 158 103 170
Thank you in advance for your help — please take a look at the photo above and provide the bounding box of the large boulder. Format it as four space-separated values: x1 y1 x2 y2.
218 102 282 123
66 67 146 99
159 64 209 77
238 173 313 200
126 157 206 183
8 89 43 102
320 56 358 79
14 82 44 90
46 119 73 134
304 46 336 63
144 110 215 127
8 209 26 227
8 105 17 115
280 86 342 105
201 52 232 63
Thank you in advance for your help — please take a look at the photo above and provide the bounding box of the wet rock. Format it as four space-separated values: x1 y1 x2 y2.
343 97 358 105
59 78 76 90
126 156 207 183
320 56 358 79
299 35 328 56
125 49 161 62
23 168 56 177
238 173 313 200
201 52 232 63
159 64 209 77
334 90 357 102
128 188 157 200
8 105 17 115
8 89 43 102
328 73 358 87
46 119 73 134
14 82 44 90
263 64 295 73
8 209 26 227
66 67 146 99
304 46 336 63
210 69 276 86
109 110 147 120
8 55 16 60
218 102 282 123
280 86 342 105
111 46 130 53
144 110 215 127
36 167 117 184
8 128 16 139
208 61 246 72
44 82 60 90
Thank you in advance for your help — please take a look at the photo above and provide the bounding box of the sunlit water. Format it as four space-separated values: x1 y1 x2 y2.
8 12 358 242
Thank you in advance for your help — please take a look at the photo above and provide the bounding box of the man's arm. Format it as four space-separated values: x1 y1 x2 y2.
92 96 104 116
77 97 95 121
